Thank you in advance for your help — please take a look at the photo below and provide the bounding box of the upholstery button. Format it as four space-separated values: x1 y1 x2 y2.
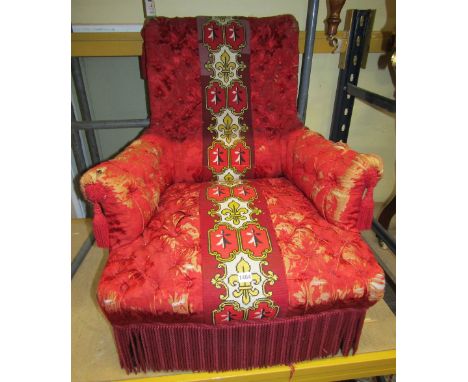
120 282 129 293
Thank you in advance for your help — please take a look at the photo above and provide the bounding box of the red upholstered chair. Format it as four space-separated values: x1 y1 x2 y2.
80 15 385 373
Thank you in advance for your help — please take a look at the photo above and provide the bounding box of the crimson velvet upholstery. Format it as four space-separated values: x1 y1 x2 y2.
80 15 384 373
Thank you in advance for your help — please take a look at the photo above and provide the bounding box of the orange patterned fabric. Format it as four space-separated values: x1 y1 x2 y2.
96 178 384 326
80 134 173 248
283 129 383 231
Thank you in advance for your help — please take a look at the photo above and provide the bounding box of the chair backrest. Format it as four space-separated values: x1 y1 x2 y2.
141 15 303 182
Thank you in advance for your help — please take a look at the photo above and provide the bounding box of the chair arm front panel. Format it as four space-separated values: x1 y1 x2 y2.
284 128 383 231
80 134 173 248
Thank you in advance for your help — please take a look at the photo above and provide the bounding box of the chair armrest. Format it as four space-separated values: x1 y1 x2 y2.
283 128 383 231
80 133 173 248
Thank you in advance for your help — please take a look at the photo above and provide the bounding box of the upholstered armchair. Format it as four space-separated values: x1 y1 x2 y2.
80 15 384 373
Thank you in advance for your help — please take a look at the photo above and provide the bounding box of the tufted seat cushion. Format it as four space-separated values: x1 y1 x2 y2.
98 178 384 326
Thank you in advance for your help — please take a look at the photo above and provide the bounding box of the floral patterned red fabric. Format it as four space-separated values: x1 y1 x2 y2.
96 178 384 326
80 134 173 248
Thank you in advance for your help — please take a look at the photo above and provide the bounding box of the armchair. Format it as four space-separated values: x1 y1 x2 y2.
80 15 384 373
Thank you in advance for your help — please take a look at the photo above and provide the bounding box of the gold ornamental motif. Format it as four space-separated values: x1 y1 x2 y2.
221 200 249 225
217 113 239 144
215 50 237 83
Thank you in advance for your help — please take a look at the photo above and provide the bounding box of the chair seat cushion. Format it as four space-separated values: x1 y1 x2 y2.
98 178 384 325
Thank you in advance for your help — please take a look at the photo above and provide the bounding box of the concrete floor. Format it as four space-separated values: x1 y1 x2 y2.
71 219 92 262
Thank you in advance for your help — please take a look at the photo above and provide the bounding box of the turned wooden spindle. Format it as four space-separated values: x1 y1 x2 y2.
326 0 346 41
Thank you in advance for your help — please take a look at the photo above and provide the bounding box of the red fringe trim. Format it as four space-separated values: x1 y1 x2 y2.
356 171 379 231
92 202 109 248
112 307 367 373
356 191 374 231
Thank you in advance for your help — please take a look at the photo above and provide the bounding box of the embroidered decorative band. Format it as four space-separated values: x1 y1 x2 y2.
197 17 288 324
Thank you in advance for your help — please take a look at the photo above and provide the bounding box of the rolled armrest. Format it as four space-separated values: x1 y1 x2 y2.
80 133 173 248
283 128 383 231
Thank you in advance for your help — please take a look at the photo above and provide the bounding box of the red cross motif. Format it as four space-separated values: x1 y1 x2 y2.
225 21 245 50
209 224 238 260
206 81 226 114
213 303 244 324
227 81 247 113
232 184 256 201
203 21 224 50
246 301 278 320
240 223 271 258
207 184 231 202
208 142 228 173
230 141 251 174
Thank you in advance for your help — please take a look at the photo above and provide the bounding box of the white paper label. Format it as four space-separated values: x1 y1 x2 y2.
238 272 252 283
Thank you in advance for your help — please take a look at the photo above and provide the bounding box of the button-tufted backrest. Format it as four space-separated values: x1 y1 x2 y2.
141 15 303 182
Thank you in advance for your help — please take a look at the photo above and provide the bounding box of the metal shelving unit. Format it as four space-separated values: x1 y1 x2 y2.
328 9 396 255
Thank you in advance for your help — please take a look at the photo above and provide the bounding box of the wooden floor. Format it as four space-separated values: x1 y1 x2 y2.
71 219 396 382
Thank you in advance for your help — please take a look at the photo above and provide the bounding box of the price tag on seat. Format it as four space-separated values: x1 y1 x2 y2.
238 272 253 283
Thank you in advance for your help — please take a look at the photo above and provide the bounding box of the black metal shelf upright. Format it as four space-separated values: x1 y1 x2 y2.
329 9 396 255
